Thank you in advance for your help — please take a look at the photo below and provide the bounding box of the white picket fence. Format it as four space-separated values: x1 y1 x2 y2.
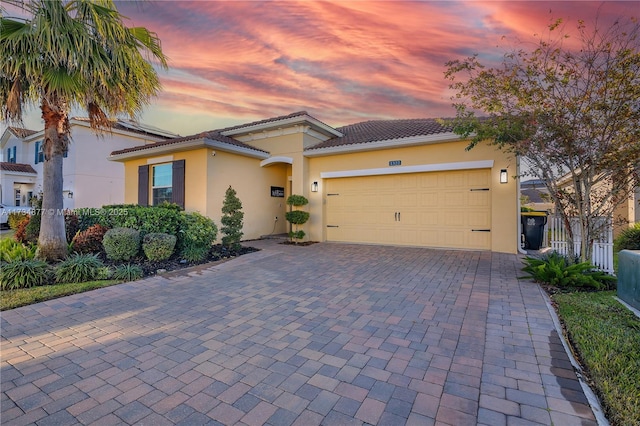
547 215 615 274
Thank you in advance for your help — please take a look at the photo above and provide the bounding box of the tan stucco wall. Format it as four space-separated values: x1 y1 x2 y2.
204 150 289 239
306 140 518 253
122 137 518 253
122 148 289 241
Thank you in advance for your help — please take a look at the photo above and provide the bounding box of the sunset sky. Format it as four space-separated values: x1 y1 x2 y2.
7 1 638 137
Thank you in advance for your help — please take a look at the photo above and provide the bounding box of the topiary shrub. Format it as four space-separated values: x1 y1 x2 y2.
1 260 52 290
103 227 140 261
521 252 617 290
8 211 29 229
142 233 176 261
221 186 244 251
71 224 109 254
55 253 104 283
615 223 640 251
179 212 217 262
285 195 310 243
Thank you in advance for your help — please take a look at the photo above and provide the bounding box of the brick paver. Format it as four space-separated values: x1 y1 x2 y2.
1 240 598 425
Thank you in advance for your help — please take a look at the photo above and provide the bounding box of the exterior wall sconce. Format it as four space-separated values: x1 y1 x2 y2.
311 181 319 192
67 191 73 199
500 169 508 184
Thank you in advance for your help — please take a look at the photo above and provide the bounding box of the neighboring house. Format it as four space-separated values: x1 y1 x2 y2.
520 179 554 212
0 120 179 210
110 111 519 253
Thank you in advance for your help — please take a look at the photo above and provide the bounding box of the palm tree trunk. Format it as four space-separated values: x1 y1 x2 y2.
36 101 68 261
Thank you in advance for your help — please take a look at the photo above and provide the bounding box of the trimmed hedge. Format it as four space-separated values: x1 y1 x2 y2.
103 227 140 261
142 233 176 261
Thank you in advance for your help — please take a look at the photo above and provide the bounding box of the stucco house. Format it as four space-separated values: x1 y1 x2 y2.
0 119 179 210
110 111 520 253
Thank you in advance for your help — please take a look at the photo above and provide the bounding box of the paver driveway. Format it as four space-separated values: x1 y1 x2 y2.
1 240 598 425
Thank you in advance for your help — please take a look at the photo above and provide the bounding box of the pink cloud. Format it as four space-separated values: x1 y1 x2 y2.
112 1 636 135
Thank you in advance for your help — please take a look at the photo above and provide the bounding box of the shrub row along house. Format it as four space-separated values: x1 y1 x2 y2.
109 111 519 253
0 119 179 209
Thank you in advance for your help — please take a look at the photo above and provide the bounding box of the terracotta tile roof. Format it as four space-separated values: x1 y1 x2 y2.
110 131 267 156
8 127 38 138
218 111 311 133
0 162 37 174
307 118 454 150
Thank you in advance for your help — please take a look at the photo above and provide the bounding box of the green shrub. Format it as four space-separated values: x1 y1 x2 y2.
521 252 617 290
75 209 102 232
0 238 37 262
98 203 184 239
71 224 109 254
24 210 41 244
288 230 306 240
286 195 309 207
1 260 52 290
180 212 217 262
55 253 104 283
96 266 113 280
285 210 310 225
103 227 140 261
221 186 244 251
142 233 176 261
112 264 144 281
8 211 29 229
615 223 640 251
286 194 309 243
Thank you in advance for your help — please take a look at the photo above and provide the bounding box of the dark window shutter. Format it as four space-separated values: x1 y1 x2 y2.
138 165 149 206
12 146 16 162
34 142 39 164
172 160 185 209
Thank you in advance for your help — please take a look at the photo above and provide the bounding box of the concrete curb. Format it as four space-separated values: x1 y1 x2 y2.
538 286 610 426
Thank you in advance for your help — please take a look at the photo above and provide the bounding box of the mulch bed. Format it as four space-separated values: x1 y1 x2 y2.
102 244 260 277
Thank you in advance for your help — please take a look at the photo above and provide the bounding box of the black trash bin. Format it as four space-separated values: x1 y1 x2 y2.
521 212 548 250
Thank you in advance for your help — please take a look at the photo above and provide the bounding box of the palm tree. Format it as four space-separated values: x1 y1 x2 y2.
1 0 167 260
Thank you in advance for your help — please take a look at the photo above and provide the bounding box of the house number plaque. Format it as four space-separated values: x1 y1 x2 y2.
270 186 285 197
389 160 402 166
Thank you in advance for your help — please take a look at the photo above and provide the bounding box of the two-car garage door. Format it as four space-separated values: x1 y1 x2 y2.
325 169 492 250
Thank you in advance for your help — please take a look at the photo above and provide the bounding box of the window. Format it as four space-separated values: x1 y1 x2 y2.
34 141 44 164
138 160 184 208
7 146 17 163
14 189 21 207
152 163 173 205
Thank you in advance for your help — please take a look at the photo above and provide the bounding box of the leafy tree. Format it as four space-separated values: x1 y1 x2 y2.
221 186 244 251
286 195 309 243
444 17 640 261
0 0 167 260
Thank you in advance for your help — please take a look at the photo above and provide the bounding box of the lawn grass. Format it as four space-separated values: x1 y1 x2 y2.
0 280 121 311
552 290 640 426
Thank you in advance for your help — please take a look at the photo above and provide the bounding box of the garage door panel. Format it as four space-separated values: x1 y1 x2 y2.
325 169 492 250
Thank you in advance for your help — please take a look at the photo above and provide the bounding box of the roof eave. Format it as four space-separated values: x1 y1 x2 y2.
304 132 462 157
221 114 343 138
109 138 269 162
